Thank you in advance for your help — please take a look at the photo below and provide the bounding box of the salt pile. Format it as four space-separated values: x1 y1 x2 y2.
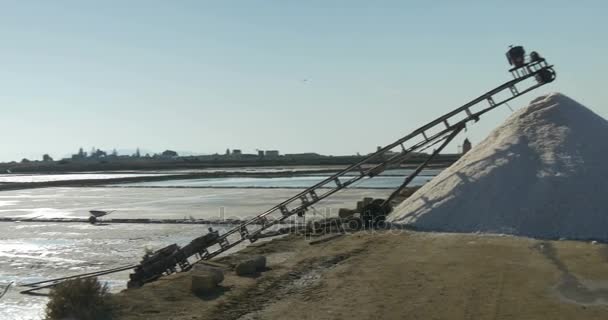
388 93 608 241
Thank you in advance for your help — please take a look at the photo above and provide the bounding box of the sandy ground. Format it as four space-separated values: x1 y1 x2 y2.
112 231 608 320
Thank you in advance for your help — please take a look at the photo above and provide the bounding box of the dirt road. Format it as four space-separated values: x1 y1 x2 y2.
112 231 608 319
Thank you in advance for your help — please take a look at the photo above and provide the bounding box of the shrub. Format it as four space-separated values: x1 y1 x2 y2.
45 277 112 320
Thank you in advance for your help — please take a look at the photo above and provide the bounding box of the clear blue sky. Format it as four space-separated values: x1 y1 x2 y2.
1 0 606 162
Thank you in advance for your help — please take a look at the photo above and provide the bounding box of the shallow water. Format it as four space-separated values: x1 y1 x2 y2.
0 223 238 320
120 175 432 189
0 173 168 183
120 169 439 189
0 187 392 220
0 166 440 319
0 186 393 319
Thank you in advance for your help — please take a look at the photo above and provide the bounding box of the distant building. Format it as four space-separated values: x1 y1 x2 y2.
265 150 279 158
285 153 322 160
258 150 264 158
70 147 107 160
462 138 472 154
161 150 179 157
72 147 87 159
91 149 107 158
241 154 259 160
230 149 242 159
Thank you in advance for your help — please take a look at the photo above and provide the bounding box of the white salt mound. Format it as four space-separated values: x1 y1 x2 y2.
388 93 608 241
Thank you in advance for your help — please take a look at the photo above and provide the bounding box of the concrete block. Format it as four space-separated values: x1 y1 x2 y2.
235 260 257 276
191 274 217 294
235 255 267 276
192 264 224 284
250 255 266 270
